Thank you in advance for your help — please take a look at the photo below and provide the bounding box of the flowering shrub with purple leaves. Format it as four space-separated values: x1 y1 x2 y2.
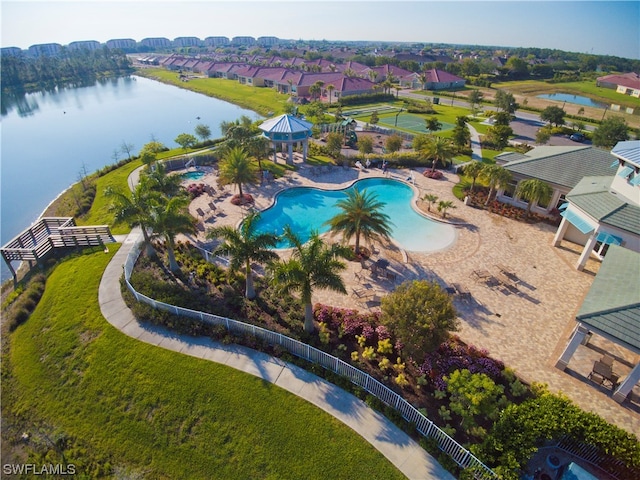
419 336 504 391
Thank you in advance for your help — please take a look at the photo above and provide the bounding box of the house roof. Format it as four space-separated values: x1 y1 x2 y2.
597 72 640 90
423 69 465 83
502 146 617 189
576 245 640 354
259 114 313 134
611 140 640 167
567 176 640 234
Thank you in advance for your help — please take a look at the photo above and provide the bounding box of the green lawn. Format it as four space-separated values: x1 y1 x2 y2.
4 248 406 479
495 79 640 108
138 68 289 117
79 159 142 234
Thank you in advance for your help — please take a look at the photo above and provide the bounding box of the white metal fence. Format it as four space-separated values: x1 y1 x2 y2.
123 235 496 480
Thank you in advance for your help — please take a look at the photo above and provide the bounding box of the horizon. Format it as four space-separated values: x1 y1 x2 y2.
2 1 639 60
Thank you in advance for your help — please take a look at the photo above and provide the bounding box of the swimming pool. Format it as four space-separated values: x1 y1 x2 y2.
253 178 457 252
181 170 205 181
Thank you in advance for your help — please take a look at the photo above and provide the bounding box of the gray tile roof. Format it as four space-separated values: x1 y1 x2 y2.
503 146 616 188
567 176 640 234
577 246 640 353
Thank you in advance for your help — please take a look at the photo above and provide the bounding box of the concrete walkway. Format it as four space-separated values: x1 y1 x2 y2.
98 228 454 480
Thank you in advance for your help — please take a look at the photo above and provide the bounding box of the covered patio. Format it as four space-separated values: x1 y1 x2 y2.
556 245 640 403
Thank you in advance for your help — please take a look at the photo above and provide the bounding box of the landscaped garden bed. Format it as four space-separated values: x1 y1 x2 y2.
120 241 640 479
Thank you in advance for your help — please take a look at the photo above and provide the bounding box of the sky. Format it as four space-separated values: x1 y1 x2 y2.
1 1 639 59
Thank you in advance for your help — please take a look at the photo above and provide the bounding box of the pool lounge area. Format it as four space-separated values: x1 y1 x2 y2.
181 155 640 437
252 177 456 252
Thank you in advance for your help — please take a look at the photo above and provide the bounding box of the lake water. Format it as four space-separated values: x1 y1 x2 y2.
536 93 609 109
1 75 259 281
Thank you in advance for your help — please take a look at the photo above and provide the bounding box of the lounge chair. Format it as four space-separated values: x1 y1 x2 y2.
452 283 471 299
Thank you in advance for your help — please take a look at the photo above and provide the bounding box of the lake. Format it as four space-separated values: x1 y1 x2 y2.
1 75 259 281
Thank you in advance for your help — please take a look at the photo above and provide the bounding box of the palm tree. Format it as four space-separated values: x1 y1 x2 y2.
141 163 182 197
147 195 195 273
417 72 428 90
425 117 442 134
218 146 258 199
324 188 393 255
105 182 160 257
269 227 350 333
463 161 484 193
326 84 335 105
437 200 456 218
207 211 279 299
515 179 553 217
422 136 456 172
479 164 513 206
244 135 270 173
422 193 439 212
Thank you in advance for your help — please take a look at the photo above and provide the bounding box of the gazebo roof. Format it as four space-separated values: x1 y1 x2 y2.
577 245 640 354
259 114 313 135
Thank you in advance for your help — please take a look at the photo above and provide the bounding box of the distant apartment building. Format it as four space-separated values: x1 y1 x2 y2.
1 47 23 57
28 43 62 57
140 37 172 49
106 38 137 50
204 36 230 47
257 36 279 47
232 36 256 46
68 40 101 52
173 37 202 48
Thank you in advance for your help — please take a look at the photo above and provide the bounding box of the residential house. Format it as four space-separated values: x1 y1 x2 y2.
495 146 617 218
597 72 640 98
551 141 640 270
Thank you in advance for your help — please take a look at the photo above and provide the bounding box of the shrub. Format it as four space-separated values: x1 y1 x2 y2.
378 357 392 371
362 346 376 361
394 373 410 387
377 338 393 354
423 170 444 179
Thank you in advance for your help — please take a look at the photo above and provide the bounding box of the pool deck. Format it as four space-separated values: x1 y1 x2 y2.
182 157 640 437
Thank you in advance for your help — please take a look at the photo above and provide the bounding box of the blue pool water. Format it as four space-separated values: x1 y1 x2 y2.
253 178 456 252
536 93 609 109
181 170 205 181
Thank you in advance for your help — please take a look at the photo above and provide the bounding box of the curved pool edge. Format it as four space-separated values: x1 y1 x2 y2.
250 173 459 256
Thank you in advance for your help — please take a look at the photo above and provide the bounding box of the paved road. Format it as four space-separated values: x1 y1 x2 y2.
398 89 594 147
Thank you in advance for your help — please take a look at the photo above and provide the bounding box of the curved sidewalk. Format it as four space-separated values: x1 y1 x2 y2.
98 229 454 480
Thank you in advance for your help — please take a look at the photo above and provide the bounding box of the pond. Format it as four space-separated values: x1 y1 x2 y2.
536 93 609 109
1 75 259 281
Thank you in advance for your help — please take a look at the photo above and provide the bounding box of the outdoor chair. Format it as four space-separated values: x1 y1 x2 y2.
588 371 605 386
351 287 368 299
452 283 471 299
601 354 615 367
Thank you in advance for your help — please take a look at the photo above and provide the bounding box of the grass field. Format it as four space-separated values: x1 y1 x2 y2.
495 79 640 107
138 68 289 117
3 248 406 479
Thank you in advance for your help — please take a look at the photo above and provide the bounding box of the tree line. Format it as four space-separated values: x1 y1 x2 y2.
1 47 134 91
